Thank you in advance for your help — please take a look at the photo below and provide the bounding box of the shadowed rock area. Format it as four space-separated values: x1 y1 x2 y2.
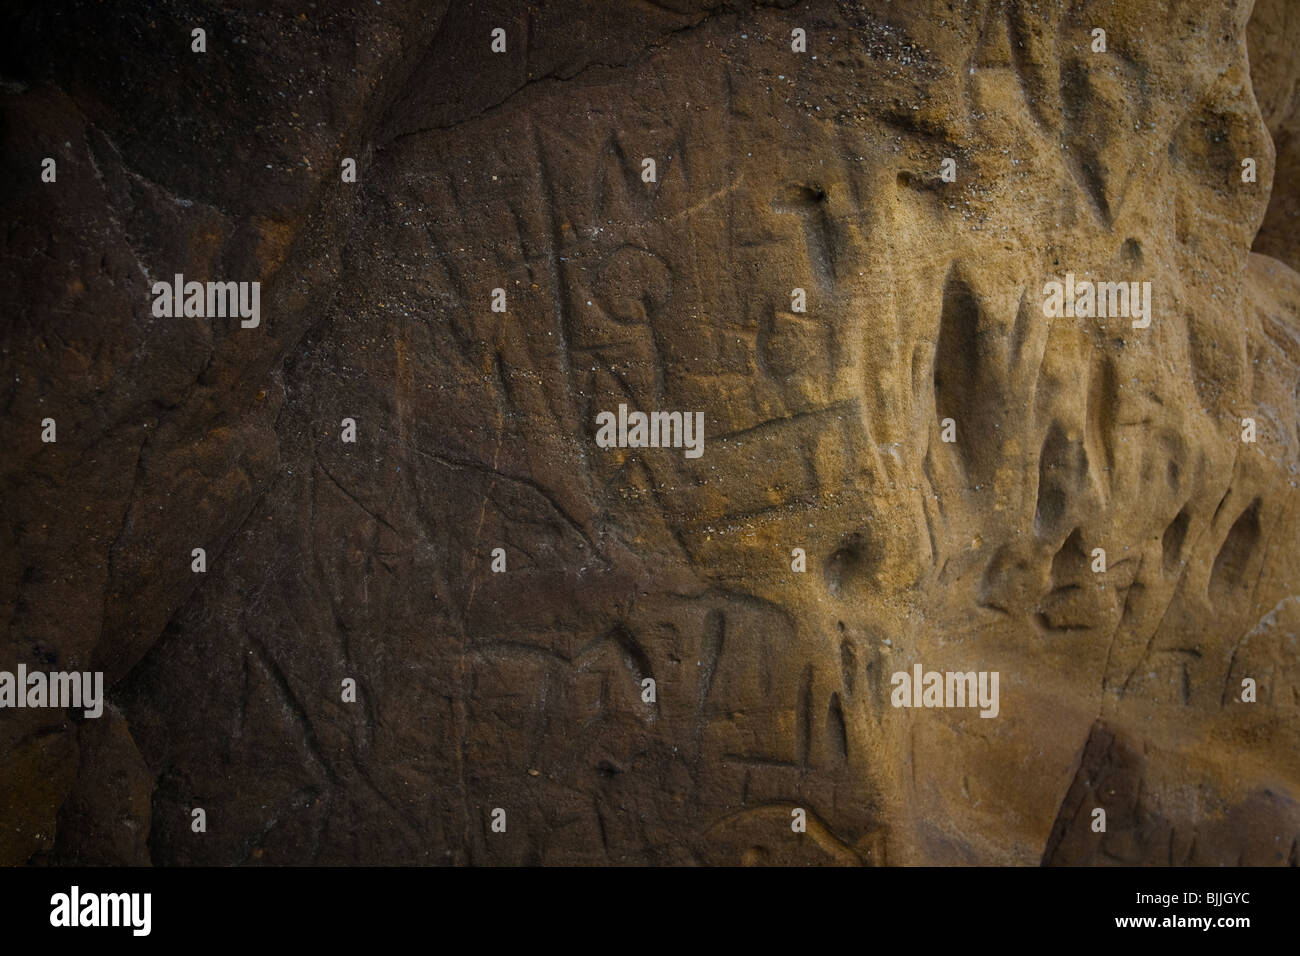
1 0 1297 866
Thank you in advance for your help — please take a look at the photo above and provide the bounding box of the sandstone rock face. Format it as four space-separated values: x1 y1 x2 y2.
2 0 1297 866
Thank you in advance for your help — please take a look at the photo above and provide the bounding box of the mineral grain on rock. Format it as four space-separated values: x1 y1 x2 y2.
1 0 1297 866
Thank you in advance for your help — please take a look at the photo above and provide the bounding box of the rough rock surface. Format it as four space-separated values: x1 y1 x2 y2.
1 0 1297 866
